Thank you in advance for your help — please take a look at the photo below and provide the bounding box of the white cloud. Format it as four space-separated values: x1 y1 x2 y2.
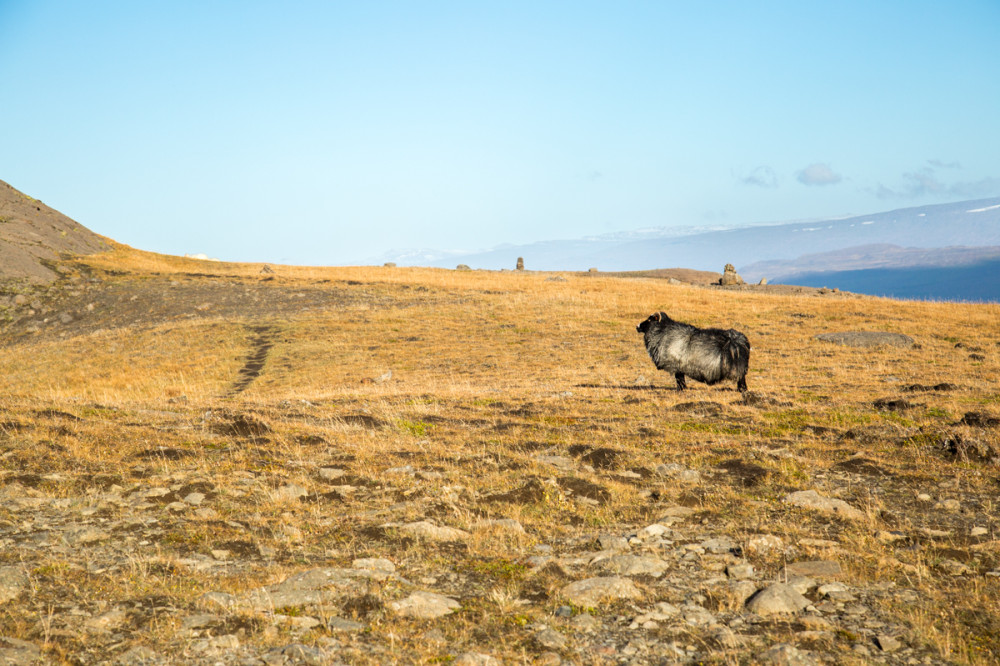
796 163 842 186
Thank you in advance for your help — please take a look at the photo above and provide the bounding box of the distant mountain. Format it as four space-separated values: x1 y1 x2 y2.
740 244 1000 282
0 179 108 282
381 197 1000 273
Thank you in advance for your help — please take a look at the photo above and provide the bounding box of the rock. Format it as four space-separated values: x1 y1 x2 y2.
389 591 460 619
680 603 717 626
561 576 643 607
785 489 865 521
352 558 396 574
117 646 161 663
454 653 501 666
191 634 240 657
633 601 680 625
745 584 811 616
395 520 471 542
971 526 989 537
759 277 768 285
62 526 109 546
815 331 915 348
783 576 816 595
597 534 629 551
272 483 309 502
726 563 755 580
719 263 745 286
875 634 902 652
0 567 28 603
516 257 525 271
456 264 472 271
784 560 842 578
326 616 365 632
0 637 42 665
241 567 392 611
84 609 128 633
534 626 567 650
263 643 328 664
591 554 670 578
318 467 345 481
700 537 737 554
757 643 819 665
747 534 784 553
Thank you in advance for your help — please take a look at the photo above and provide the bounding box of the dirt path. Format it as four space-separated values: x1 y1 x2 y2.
226 325 279 396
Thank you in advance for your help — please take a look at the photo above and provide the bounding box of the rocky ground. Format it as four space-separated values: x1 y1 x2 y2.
0 252 998 665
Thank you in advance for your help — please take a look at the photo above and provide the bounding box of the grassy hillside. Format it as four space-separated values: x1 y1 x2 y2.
0 243 998 664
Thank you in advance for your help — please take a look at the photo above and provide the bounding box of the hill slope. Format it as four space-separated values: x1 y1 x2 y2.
0 179 108 282
0 244 998 664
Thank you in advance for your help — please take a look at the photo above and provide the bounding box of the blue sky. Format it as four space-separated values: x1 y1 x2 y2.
2 1 999 265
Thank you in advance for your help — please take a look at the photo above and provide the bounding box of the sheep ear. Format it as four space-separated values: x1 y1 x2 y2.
652 312 662 322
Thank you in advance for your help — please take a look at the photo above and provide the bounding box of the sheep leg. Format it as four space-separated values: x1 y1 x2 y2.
674 372 687 390
737 376 748 392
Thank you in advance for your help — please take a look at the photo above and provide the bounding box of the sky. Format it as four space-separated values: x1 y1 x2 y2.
2 1 999 265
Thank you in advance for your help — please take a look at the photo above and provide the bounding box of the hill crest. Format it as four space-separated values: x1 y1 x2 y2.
0 179 108 282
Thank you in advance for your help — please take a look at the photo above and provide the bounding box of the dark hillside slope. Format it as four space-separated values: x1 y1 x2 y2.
0 179 108 282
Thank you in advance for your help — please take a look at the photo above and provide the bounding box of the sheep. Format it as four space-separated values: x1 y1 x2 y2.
636 312 750 392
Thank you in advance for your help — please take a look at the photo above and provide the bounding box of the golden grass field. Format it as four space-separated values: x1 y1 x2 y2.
0 243 998 664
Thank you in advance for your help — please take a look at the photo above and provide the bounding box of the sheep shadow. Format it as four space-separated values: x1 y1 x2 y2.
575 383 744 393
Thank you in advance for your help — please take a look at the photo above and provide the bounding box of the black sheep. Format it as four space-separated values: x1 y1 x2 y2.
637 312 750 392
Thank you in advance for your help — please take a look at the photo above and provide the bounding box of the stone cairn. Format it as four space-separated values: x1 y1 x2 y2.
516 257 524 271
718 263 745 286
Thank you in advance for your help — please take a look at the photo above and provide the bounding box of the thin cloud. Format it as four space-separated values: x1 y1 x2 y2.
796 163 842 186
875 163 1000 200
928 159 962 170
740 165 778 188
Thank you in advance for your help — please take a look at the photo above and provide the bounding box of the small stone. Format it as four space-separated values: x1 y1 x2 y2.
183 492 205 505
326 617 365 632
757 643 819 665
637 523 671 540
389 591 460 619
937 559 971 575
747 534 784 553
84 609 128 633
875 634 902 652
318 467 345 481
782 576 816 595
745 584 811 616
726 563 755 580
561 576 643 607
0 566 28 603
395 520 471 542
598 534 630 551
938 499 961 511
592 554 670 578
700 537 737 554
917 493 932 501
352 558 395 574
273 484 309 502
534 627 567 650
971 526 989 537
785 489 865 521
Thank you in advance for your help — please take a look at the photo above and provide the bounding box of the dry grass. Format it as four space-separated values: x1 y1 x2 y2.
0 244 998 663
